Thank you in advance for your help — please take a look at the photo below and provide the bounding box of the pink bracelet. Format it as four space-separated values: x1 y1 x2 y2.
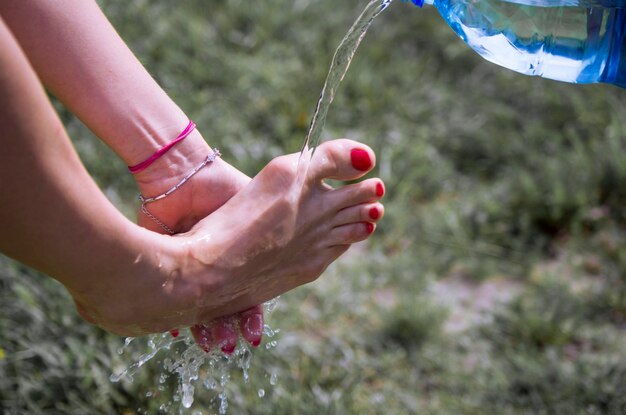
127 120 196 174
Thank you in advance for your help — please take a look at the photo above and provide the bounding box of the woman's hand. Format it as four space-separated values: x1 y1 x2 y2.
133 149 264 353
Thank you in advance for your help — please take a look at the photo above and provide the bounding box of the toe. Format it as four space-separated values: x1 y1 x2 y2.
334 202 384 226
328 222 376 246
308 139 376 183
325 178 385 211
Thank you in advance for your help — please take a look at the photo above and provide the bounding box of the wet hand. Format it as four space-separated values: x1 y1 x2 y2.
134 153 265 351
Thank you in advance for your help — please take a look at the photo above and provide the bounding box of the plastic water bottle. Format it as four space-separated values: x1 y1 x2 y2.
408 0 626 88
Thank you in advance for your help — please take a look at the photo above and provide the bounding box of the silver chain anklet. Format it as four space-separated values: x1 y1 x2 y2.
138 149 221 234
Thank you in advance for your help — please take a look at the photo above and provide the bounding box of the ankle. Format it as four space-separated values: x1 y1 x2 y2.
133 130 212 194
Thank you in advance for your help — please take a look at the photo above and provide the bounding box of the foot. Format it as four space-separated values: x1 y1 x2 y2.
180 138 385 324
80 139 384 336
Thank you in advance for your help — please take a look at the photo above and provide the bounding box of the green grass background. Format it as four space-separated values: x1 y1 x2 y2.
1 0 626 413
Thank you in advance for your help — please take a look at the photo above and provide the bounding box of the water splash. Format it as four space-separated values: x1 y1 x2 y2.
111 299 282 413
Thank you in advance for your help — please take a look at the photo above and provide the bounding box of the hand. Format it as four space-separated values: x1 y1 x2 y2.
134 150 264 352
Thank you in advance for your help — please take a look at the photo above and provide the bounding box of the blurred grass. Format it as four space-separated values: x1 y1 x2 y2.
2 0 626 414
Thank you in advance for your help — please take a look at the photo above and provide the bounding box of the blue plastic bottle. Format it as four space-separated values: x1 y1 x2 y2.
408 0 626 88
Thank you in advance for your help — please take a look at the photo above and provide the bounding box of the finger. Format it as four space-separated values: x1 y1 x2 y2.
308 139 376 183
213 316 239 355
191 317 240 355
190 323 214 353
238 305 264 347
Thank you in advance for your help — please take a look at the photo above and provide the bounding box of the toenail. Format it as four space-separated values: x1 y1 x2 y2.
351 149 372 171
369 207 380 220
251 338 261 347
376 182 385 197
366 222 375 234
170 329 179 338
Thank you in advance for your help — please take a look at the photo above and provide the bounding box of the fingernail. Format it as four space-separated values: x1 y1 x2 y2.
222 344 236 355
170 329 179 338
351 149 372 171
240 309 264 347
366 223 375 234
376 182 385 197
369 207 380 220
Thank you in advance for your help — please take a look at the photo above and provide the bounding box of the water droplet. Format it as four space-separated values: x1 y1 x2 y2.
218 391 228 414
263 297 281 314
270 372 278 386
258 388 265 398
204 377 218 390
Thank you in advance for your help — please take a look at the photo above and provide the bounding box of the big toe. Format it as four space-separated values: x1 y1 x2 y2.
307 139 376 183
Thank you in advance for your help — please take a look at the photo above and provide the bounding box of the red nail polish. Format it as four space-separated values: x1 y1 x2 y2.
369 207 380 220
366 223 375 234
251 338 261 347
376 182 385 197
351 149 372 171
170 329 179 338
222 344 236 355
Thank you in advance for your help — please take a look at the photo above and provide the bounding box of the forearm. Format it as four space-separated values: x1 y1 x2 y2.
0 16 164 297
0 0 209 183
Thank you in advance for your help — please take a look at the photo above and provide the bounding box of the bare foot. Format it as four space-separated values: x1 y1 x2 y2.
79 139 384 335
182 138 385 325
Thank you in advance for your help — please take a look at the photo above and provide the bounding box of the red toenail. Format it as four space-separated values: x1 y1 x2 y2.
366 223 375 234
376 182 385 197
351 149 372 171
170 329 179 338
251 338 261 347
369 207 380 220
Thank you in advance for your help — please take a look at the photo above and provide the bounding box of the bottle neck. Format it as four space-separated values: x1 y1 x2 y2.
602 8 626 88
406 0 434 6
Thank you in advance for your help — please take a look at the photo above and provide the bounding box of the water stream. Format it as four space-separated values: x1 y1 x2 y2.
300 0 393 155
111 1 393 412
